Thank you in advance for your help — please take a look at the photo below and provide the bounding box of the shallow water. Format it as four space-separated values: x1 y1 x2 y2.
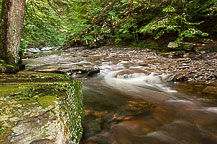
22 47 217 144
81 62 217 144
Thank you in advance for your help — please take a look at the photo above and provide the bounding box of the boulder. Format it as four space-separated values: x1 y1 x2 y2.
168 42 195 52
0 73 84 143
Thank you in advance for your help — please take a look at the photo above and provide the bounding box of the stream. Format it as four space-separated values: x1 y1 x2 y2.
81 61 217 144
23 47 217 144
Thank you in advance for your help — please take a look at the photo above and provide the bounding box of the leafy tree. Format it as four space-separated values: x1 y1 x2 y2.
63 0 217 48
1 0 216 52
139 5 209 42
21 0 68 49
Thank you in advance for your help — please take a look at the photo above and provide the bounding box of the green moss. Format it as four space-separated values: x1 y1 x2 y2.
0 80 84 143
0 84 31 97
64 80 84 144
0 72 72 83
37 95 57 108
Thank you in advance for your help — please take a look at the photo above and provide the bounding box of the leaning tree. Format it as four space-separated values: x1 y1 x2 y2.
0 0 26 73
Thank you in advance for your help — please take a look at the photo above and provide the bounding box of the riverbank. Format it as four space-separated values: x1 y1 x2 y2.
23 44 217 95
13 43 217 143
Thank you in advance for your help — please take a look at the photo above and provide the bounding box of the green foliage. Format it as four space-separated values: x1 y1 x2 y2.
140 5 209 43
1 0 215 50
21 0 68 50
64 0 216 47
162 6 176 13
0 59 4 64
5 64 16 68
63 0 146 47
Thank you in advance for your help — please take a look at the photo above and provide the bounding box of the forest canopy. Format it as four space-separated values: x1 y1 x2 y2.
1 0 217 50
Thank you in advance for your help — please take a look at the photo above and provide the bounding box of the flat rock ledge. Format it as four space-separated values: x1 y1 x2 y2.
0 73 84 144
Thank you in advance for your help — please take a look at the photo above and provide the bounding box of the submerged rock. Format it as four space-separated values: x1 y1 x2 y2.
67 68 100 78
0 75 84 143
202 86 217 95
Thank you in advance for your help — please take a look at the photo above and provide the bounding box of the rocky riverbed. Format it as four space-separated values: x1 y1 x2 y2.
1 44 216 144
24 46 217 95
1 45 216 143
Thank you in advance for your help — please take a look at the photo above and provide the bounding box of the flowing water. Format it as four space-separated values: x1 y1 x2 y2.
80 62 217 144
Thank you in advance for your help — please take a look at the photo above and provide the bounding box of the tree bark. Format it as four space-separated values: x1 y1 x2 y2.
0 0 26 68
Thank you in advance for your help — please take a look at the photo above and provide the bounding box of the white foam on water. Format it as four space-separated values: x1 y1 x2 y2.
99 64 125 75
166 99 194 104
77 60 92 64
203 107 217 114
104 71 177 93
119 61 129 64
146 130 178 143
59 60 92 66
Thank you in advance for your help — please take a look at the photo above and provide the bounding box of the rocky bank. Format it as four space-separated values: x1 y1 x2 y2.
24 45 217 95
0 72 84 144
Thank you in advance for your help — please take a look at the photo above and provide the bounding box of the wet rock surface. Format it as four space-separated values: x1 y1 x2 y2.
23 46 217 85
23 46 217 106
0 74 84 144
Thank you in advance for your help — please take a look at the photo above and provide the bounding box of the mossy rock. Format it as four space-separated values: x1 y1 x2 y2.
168 42 195 52
0 71 72 83
0 79 84 143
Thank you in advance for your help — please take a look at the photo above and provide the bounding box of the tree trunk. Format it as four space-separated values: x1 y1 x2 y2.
0 0 26 73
